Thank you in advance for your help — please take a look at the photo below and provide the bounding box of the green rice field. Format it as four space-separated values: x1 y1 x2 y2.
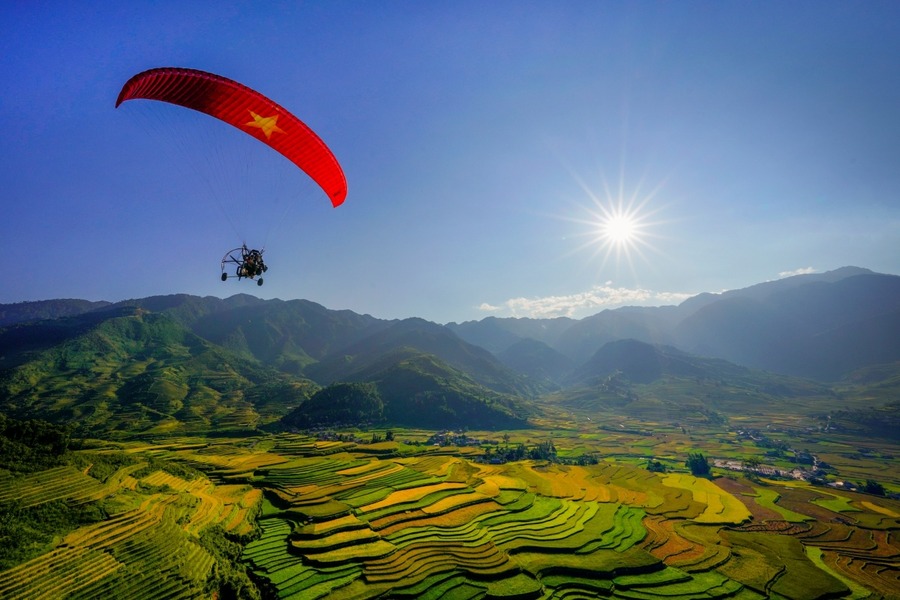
0 427 897 598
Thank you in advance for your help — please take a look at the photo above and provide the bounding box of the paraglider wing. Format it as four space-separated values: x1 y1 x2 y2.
116 67 347 207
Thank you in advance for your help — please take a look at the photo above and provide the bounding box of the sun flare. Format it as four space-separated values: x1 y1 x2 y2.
563 180 667 275
601 213 638 245
589 203 652 260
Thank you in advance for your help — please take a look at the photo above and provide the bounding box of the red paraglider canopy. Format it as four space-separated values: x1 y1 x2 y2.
116 67 347 207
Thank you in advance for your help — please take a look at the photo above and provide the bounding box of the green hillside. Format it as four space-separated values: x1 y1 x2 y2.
0 299 898 599
307 318 543 397
0 305 533 434
187 297 390 374
284 351 530 430
370 352 530 429
0 307 317 437
551 339 842 426
497 337 575 389
0 299 111 328
2 297 897 438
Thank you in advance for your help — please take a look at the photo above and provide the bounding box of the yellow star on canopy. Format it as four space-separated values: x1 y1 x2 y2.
246 111 285 139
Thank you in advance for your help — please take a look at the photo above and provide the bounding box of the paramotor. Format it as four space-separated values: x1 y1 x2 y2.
116 67 347 207
116 67 347 285
221 245 268 286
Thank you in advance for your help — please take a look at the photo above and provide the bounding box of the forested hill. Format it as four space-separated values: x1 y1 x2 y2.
449 267 900 382
1 267 898 435
0 304 531 435
4 267 898 385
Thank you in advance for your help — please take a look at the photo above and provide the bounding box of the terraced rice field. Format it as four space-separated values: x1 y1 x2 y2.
661 473 752 524
0 454 259 598
0 495 215 600
0 466 109 506
219 436 897 598
2 432 897 598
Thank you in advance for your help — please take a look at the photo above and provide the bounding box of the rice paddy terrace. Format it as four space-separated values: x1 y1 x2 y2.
0 428 898 599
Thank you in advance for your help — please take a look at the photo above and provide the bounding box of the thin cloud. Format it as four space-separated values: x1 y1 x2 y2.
778 267 817 278
479 285 694 319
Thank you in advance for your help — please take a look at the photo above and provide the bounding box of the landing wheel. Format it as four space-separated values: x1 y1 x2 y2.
257 278 264 286
221 272 228 282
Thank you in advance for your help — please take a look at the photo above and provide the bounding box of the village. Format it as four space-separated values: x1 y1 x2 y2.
305 427 895 497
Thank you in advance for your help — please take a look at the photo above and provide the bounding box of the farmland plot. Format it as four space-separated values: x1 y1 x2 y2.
0 449 263 599
142 433 888 598
233 437 888 599
2 431 896 598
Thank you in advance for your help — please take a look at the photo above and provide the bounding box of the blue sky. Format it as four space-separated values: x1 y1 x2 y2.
2 1 899 323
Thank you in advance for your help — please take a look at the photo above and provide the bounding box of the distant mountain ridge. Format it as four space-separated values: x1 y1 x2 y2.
0 306 317 436
0 299 529 434
306 318 540 397
3 267 898 384
672 270 900 380
0 299 112 328
2 266 899 435
449 267 900 382
551 337 844 425
291 351 529 430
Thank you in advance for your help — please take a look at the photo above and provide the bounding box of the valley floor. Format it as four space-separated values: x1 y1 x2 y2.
0 422 898 599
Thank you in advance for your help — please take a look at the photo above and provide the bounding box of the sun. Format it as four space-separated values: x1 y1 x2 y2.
551 155 670 277
589 201 653 261
601 213 638 245
563 182 666 275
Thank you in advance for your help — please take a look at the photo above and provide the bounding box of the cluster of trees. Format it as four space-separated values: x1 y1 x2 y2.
199 526 267 600
130 455 202 481
478 435 604 466
0 499 107 570
0 414 72 473
646 459 667 473
483 439 563 463
686 451 711 477
862 479 886 496
67 451 138 482
283 382 384 428
560 453 601 466
368 430 395 443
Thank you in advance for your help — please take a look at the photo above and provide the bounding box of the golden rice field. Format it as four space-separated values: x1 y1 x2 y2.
0 457 259 599
1 430 898 599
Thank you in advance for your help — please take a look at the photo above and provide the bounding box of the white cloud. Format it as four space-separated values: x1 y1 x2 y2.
778 267 817 278
480 285 695 319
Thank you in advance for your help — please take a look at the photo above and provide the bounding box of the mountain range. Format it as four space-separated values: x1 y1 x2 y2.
1 266 898 435
449 266 900 382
